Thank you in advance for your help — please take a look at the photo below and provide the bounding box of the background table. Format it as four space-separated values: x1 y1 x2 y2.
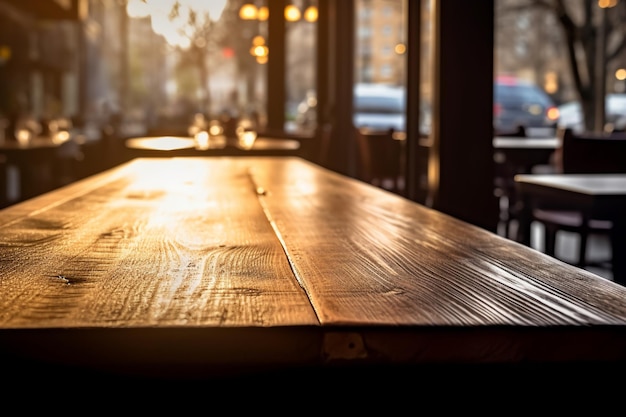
515 173 626 284
493 136 560 238
0 135 81 205
2 157 626 396
124 135 301 158
492 136 559 173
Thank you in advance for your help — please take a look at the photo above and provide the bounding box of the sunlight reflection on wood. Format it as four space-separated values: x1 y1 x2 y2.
125 136 196 151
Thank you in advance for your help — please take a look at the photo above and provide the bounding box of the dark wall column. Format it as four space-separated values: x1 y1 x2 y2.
317 0 355 177
316 0 330 128
266 0 286 131
429 0 498 232
404 0 423 203
119 3 128 114
76 20 87 122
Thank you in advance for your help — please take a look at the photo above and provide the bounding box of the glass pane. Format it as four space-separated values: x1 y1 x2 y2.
354 0 407 132
420 0 433 137
286 0 318 133
494 0 626 136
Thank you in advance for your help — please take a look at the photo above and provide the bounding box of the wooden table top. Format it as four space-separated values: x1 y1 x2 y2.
2 157 626 382
493 136 559 149
515 173 626 195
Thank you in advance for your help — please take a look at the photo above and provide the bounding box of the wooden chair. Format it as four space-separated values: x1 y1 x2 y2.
355 126 405 195
530 127 626 269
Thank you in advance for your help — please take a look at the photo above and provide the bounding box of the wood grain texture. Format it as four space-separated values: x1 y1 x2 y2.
1 156 626 374
0 158 317 329
250 158 626 326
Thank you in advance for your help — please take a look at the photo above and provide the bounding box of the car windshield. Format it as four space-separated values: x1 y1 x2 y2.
495 84 550 105
355 94 404 114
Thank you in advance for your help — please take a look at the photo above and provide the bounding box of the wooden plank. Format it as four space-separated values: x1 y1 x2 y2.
250 159 626 314
0 158 320 372
0 157 318 328
250 158 626 361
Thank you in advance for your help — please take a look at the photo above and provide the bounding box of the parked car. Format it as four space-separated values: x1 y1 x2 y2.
558 93 626 133
493 76 559 134
353 83 405 131
296 78 560 136
295 83 406 132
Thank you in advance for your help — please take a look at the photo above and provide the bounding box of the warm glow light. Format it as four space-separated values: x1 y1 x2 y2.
394 43 406 55
252 35 265 46
616 68 626 81
544 71 558 94
257 6 269 21
546 106 560 121
303 6 318 22
250 36 268 58
237 130 258 150
0 45 11 61
209 120 223 136
52 131 71 144
16 128 31 146
251 45 268 57
239 3 258 19
284 5 301 22
194 131 209 150
256 55 268 64
239 4 311 22
598 0 617 8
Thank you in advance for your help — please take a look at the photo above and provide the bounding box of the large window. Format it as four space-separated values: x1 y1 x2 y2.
495 0 626 135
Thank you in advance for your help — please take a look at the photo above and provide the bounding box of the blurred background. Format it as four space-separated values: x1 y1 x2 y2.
2 1 625 140
1 0 625 200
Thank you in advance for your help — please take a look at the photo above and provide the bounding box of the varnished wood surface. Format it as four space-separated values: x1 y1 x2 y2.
2 157 626 382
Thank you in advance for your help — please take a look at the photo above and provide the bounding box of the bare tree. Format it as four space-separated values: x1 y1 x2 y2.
498 0 626 131
159 1 228 117
171 5 213 115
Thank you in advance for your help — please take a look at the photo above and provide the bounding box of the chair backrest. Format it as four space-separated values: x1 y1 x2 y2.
555 128 626 174
354 126 403 184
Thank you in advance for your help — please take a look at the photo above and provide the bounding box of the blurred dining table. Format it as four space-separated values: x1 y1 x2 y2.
493 136 561 239
0 133 81 205
124 134 302 158
492 136 560 174
515 173 626 285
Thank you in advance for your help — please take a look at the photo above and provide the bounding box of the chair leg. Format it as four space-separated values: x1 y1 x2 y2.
505 215 518 241
544 224 557 257
507 198 522 240
576 231 589 268
504 218 512 239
